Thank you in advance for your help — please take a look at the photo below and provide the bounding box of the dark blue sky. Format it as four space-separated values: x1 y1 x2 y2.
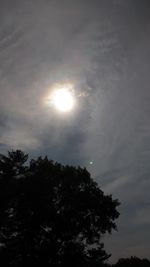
0 0 150 262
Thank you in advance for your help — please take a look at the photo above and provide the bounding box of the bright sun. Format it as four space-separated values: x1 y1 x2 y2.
50 85 75 112
51 87 75 112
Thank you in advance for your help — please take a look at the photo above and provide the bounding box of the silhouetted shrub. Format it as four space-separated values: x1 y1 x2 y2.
115 257 150 267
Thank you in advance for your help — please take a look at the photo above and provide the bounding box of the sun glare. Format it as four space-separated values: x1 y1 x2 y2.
52 88 74 112
44 82 75 113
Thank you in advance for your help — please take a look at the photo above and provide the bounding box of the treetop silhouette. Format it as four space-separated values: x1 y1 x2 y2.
0 150 120 266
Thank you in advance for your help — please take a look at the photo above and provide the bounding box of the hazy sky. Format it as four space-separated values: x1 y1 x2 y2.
0 0 150 262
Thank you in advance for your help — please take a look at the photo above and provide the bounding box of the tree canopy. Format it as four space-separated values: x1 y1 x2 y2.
0 150 120 266
114 257 150 267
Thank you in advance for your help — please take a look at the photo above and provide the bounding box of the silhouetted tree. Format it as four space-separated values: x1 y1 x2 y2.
0 150 120 266
114 257 150 267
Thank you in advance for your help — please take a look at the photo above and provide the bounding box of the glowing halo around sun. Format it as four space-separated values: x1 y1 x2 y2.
45 83 75 113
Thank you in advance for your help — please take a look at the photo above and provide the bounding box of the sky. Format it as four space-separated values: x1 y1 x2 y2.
0 0 150 262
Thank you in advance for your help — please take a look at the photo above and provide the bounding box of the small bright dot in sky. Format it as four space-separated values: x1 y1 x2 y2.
89 161 94 165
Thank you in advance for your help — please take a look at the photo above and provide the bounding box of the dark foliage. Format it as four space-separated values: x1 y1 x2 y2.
114 257 150 267
0 150 119 266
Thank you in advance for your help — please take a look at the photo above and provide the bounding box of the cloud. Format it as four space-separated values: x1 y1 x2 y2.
103 175 132 193
0 0 150 262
